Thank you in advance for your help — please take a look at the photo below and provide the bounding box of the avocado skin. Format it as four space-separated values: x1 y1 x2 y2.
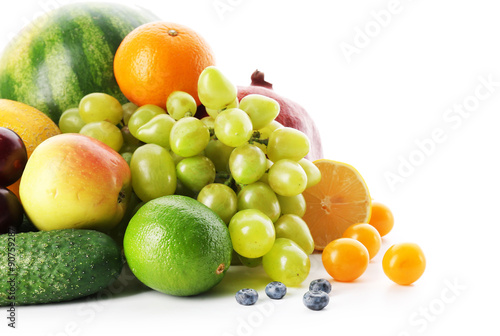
0 229 123 306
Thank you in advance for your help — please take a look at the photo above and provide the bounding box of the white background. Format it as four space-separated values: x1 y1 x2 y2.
1 0 499 335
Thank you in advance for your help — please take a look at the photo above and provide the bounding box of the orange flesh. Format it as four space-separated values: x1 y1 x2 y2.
302 159 371 251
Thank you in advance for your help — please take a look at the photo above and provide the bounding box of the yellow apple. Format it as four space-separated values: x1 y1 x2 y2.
19 133 132 231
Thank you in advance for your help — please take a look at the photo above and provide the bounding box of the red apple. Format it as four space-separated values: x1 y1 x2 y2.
19 133 132 232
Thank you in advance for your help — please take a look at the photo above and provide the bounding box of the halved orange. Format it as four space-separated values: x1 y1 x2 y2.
302 159 371 251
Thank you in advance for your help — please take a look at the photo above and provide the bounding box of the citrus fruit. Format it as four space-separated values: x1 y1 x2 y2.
123 195 232 296
302 159 371 251
369 201 394 237
0 99 61 198
114 22 215 108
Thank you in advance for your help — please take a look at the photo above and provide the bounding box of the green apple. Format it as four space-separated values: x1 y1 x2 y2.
19 133 132 231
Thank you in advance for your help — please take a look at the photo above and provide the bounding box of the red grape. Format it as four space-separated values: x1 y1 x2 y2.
0 127 28 187
0 187 24 234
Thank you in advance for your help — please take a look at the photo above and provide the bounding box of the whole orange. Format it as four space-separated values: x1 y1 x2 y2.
0 99 61 199
114 22 215 108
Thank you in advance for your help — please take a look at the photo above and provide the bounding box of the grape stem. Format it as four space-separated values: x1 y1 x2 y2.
209 130 267 145
216 172 234 187
249 131 268 146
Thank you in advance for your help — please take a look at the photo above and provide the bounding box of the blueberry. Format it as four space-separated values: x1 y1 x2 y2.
265 281 287 299
303 290 329 311
309 278 332 294
235 288 258 305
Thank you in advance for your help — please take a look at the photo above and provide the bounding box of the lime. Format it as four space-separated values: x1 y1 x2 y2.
123 195 232 296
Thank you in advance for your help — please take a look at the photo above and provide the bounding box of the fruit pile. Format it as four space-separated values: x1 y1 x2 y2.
0 2 426 308
56 64 319 288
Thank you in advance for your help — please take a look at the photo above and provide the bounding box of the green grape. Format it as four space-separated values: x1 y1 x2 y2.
276 193 306 217
237 182 281 223
252 120 283 154
258 159 273 184
175 179 197 198
121 152 133 166
120 126 142 154
135 114 176 149
205 108 218 119
239 94 280 130
130 144 177 202
170 117 210 157
79 121 123 152
229 144 267 185
197 183 238 224
262 238 310 287
298 158 321 188
58 108 86 133
169 149 185 166
267 127 310 162
198 66 237 110
258 120 283 137
229 209 275 259
128 104 167 136
214 108 253 147
205 98 239 119
238 254 262 268
274 214 314 255
205 140 234 172
79 92 123 125
268 159 307 197
200 116 215 130
231 249 244 266
122 102 138 126
166 91 197 120
176 156 216 194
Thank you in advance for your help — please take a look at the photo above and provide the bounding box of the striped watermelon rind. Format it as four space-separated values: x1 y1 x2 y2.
0 2 159 123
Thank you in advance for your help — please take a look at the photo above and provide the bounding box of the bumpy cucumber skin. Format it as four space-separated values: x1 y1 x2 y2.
0 229 123 306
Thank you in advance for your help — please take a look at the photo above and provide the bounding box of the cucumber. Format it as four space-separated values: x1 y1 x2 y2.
0 229 123 306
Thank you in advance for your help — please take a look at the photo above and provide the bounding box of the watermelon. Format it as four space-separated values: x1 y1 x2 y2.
0 2 159 123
